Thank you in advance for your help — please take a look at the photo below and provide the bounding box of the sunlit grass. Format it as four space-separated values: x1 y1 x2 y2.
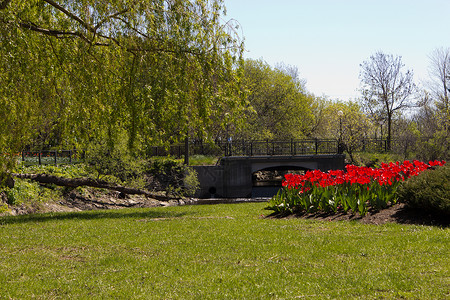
0 203 448 299
188 154 219 166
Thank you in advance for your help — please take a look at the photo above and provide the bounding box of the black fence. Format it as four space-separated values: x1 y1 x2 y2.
146 138 414 158
20 150 80 166
19 138 409 166
148 139 348 157
222 139 339 156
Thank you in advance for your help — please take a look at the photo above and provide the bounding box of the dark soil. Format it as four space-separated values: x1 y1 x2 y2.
268 202 449 227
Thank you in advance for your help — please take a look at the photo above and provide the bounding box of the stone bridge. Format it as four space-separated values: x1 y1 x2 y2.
193 154 345 198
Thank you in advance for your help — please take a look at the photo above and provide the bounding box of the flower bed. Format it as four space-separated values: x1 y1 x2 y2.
266 160 446 216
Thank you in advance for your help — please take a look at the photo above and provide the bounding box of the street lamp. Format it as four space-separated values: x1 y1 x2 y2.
379 120 384 140
225 113 230 156
378 119 385 152
337 110 344 153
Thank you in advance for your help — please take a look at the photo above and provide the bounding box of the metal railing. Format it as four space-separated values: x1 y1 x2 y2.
146 138 413 158
19 138 409 165
222 139 339 156
20 150 80 166
146 139 341 158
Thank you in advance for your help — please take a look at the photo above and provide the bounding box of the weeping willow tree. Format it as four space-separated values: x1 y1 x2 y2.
0 0 246 176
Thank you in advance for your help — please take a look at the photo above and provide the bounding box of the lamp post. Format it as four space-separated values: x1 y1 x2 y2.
337 110 344 153
379 121 383 140
225 113 230 156
184 134 189 165
378 120 384 152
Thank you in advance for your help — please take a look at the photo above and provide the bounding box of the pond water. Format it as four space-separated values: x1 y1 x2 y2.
251 186 281 198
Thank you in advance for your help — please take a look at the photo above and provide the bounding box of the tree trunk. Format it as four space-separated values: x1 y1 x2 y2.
12 173 177 201
387 113 392 151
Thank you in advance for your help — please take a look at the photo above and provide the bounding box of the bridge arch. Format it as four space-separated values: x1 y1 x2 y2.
251 161 318 174
193 154 345 198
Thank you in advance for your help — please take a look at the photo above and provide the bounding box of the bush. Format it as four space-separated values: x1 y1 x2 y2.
85 142 146 184
397 165 450 216
146 157 199 197
19 164 88 179
351 152 404 168
3 179 61 206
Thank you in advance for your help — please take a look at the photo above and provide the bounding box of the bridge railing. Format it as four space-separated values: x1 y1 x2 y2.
20 138 407 164
223 139 339 156
145 139 341 157
147 142 223 158
145 138 408 157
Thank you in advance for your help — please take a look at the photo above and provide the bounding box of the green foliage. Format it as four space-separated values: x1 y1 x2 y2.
18 164 88 179
3 179 60 206
0 0 246 175
398 165 450 215
183 167 200 197
419 130 450 161
147 157 199 197
238 59 315 140
352 152 404 167
85 140 146 185
0 202 8 214
188 155 219 166
310 100 376 163
267 182 397 217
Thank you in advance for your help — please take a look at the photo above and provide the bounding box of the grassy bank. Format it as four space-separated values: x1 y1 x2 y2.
0 202 448 299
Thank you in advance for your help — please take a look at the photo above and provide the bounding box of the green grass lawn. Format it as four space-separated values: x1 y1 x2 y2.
0 202 448 299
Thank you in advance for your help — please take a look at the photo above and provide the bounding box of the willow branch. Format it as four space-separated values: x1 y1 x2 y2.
42 0 95 33
0 0 12 10
95 8 130 30
19 21 109 46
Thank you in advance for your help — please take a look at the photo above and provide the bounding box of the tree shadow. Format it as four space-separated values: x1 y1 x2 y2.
265 203 449 227
390 205 449 227
0 208 189 225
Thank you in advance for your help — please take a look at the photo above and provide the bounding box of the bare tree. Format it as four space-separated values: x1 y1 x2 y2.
359 51 416 150
428 47 450 132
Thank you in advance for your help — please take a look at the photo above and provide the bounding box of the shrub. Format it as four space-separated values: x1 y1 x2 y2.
19 164 88 179
3 179 61 206
146 157 199 197
397 165 450 216
85 142 146 184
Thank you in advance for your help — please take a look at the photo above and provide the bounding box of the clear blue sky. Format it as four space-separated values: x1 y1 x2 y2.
223 0 450 100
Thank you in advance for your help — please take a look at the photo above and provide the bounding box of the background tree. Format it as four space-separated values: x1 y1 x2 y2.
359 51 416 150
238 59 315 140
0 0 245 176
423 47 450 158
316 100 371 163
428 47 450 129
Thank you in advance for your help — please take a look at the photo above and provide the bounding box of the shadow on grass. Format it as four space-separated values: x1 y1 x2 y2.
390 205 449 227
0 208 189 225
265 203 449 227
